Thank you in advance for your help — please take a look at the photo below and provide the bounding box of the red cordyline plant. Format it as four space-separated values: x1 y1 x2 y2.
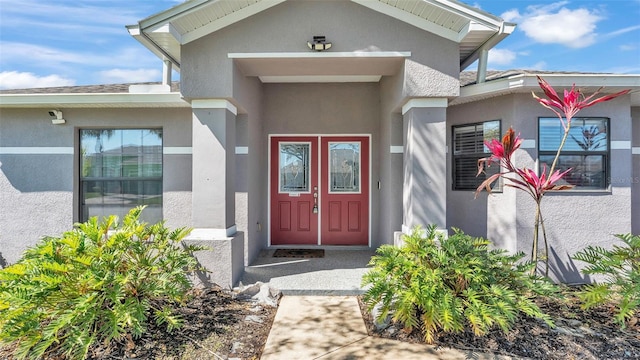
476 76 630 276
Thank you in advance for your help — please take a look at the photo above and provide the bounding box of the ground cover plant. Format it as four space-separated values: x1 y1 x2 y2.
573 233 640 327
362 225 557 343
0 206 204 360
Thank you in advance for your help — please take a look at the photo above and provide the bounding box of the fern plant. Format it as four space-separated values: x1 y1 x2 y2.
0 206 205 360
362 225 555 343
573 233 640 327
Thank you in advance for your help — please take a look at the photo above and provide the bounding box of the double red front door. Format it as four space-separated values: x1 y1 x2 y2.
270 136 369 246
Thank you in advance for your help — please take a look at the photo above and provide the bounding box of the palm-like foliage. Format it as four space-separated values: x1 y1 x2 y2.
0 206 205 360
573 233 640 327
362 226 556 343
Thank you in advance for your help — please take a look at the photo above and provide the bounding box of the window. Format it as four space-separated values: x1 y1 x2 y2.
80 129 162 222
279 142 311 193
539 117 609 190
452 120 501 190
329 142 361 193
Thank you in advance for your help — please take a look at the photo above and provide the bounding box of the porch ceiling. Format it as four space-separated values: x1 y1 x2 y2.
229 51 410 83
128 0 513 72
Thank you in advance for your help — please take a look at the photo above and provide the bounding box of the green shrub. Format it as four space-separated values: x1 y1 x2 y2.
0 206 204 360
573 233 640 327
362 225 555 343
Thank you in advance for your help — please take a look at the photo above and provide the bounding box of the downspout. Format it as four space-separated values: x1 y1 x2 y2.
477 48 488 84
460 21 516 80
139 27 181 71
163 60 172 86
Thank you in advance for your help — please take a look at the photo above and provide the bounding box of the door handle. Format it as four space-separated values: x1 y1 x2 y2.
313 187 318 214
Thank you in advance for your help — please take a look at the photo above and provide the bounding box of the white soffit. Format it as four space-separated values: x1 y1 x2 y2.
229 52 409 81
129 0 512 71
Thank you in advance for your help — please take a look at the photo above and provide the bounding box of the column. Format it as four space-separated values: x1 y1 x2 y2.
187 99 244 287
401 98 448 232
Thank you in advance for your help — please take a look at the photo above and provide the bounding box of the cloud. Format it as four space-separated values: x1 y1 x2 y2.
0 41 160 73
488 48 517 65
500 9 521 23
603 25 640 38
0 42 86 66
529 61 547 70
511 2 602 48
619 44 637 51
0 71 75 90
97 69 161 83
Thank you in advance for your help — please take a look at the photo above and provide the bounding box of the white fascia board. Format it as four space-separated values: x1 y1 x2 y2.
0 93 189 107
457 21 491 42
127 27 182 72
457 73 640 103
127 25 140 36
139 0 211 30
526 73 640 88
182 0 287 44
191 99 237 115
228 51 412 59
402 98 448 114
460 22 516 70
152 24 183 44
351 0 459 42
422 0 504 30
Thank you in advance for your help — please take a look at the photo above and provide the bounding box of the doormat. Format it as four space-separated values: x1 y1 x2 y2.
273 249 325 258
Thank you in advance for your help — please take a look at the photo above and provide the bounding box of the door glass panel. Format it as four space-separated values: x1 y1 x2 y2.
279 143 310 193
329 142 360 193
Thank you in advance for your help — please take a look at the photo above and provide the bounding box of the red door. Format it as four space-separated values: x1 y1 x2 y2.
270 137 318 245
270 136 369 246
320 136 369 245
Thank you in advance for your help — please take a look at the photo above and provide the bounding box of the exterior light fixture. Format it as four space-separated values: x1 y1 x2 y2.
307 36 332 51
48 109 65 125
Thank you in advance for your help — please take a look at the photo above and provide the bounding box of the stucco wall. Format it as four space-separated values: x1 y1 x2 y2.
262 82 382 245
232 65 266 265
632 106 640 234
512 93 632 283
448 93 633 283
378 72 405 246
0 107 192 265
181 0 459 99
446 95 518 253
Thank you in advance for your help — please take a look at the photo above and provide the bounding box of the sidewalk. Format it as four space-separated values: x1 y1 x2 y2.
261 296 511 360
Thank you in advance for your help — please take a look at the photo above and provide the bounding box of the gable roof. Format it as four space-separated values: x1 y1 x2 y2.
127 0 514 72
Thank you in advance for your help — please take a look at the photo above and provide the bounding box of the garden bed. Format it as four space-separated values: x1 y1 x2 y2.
359 289 640 360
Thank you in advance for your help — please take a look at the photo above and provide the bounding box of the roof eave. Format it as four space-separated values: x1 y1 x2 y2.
0 93 190 108
451 73 640 106
460 22 516 70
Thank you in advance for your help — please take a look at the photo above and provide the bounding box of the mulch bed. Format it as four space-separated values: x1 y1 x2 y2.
0 286 278 360
358 292 640 360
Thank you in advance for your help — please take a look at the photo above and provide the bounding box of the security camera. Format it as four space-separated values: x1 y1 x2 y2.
48 110 65 125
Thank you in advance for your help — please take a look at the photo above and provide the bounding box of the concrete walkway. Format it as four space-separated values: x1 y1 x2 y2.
241 250 374 295
261 296 511 360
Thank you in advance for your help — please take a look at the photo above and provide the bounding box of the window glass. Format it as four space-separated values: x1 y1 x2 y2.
80 129 162 222
279 143 310 193
539 118 609 190
452 120 501 191
329 142 360 193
